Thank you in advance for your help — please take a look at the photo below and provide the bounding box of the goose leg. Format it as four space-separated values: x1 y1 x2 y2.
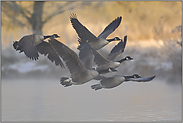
91 84 102 90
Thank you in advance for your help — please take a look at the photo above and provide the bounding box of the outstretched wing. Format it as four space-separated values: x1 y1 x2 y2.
107 35 127 61
98 16 122 39
36 41 65 68
48 38 87 77
78 42 94 70
70 13 98 47
129 76 156 82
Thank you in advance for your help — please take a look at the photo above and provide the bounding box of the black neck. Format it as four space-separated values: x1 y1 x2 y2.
124 75 134 81
117 58 126 63
107 38 115 42
44 35 52 39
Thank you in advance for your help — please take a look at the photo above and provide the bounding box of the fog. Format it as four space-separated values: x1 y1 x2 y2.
2 38 181 84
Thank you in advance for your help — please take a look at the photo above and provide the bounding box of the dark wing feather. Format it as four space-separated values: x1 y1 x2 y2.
48 38 86 77
98 16 122 39
107 35 127 61
36 41 65 68
129 76 156 82
70 13 98 47
79 43 94 70
18 36 39 60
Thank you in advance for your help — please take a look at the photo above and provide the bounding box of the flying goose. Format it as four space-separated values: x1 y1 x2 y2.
70 13 122 50
91 74 156 90
86 42 133 74
48 38 99 87
13 34 65 67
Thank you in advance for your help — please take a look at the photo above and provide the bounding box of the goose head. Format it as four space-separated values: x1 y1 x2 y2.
52 34 60 38
114 37 121 41
124 56 133 61
107 37 121 42
124 74 141 81
132 74 141 78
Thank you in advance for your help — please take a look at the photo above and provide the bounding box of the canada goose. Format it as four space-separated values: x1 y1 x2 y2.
89 44 133 74
107 35 127 61
91 74 156 90
70 13 122 50
13 34 65 67
48 38 99 87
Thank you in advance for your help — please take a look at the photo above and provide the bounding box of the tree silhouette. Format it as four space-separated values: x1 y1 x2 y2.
2 1 79 34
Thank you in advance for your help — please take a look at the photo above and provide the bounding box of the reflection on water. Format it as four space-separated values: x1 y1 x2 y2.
2 79 181 122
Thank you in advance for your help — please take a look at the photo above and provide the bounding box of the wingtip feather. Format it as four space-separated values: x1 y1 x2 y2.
70 13 77 19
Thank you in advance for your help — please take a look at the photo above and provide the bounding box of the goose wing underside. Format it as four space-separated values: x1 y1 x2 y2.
48 38 86 76
79 43 94 70
98 16 122 39
70 13 98 45
36 41 65 68
90 46 109 66
128 76 156 82
19 36 39 60
107 35 127 61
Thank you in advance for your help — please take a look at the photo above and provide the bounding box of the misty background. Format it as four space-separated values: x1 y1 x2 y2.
1 1 182 122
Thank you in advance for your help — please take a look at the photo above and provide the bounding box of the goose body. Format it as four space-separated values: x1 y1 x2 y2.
33 34 45 45
48 38 99 87
70 13 122 50
96 61 120 73
13 34 65 68
91 74 156 90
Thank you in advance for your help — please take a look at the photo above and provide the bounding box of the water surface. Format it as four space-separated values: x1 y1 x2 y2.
2 79 181 122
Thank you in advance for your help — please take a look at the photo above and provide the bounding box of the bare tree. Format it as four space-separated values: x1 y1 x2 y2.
2 1 79 34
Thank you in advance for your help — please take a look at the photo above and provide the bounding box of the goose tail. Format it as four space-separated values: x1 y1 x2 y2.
60 77 72 87
13 41 19 50
13 41 23 53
